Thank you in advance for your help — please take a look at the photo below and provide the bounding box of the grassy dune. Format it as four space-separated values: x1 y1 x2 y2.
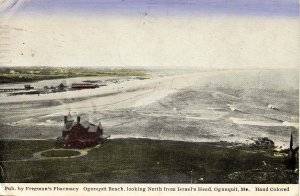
0 139 298 183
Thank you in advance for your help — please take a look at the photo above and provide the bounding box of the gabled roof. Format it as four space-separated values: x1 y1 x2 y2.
63 114 102 133
80 120 99 132
88 125 98 132
67 112 73 121
80 120 90 128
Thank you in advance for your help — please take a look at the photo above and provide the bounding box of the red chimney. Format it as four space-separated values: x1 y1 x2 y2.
64 116 67 123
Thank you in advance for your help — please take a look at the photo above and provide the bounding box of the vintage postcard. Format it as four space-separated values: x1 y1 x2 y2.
0 0 298 195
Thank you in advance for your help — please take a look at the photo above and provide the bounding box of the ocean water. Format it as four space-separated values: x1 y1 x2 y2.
0 69 298 147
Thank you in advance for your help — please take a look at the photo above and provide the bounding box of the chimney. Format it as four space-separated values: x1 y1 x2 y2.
64 116 67 124
290 132 293 151
77 116 80 124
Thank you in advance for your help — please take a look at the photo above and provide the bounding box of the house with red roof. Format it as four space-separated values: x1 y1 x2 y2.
62 113 107 148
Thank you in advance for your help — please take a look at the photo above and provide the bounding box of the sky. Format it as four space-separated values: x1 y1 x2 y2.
11 0 300 18
0 0 298 69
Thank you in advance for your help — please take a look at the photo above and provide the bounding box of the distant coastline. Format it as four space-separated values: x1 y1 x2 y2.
0 67 150 84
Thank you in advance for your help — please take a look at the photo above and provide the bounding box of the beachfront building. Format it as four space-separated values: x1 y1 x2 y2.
62 113 104 148
57 83 67 91
71 83 98 89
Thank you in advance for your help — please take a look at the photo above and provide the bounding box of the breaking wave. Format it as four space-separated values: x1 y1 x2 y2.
230 117 298 128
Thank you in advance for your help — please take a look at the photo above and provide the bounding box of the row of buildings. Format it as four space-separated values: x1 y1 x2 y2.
4 82 100 96
43 83 99 93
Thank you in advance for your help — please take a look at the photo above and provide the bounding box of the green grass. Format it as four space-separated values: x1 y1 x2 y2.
0 140 55 161
41 150 80 158
0 139 298 183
